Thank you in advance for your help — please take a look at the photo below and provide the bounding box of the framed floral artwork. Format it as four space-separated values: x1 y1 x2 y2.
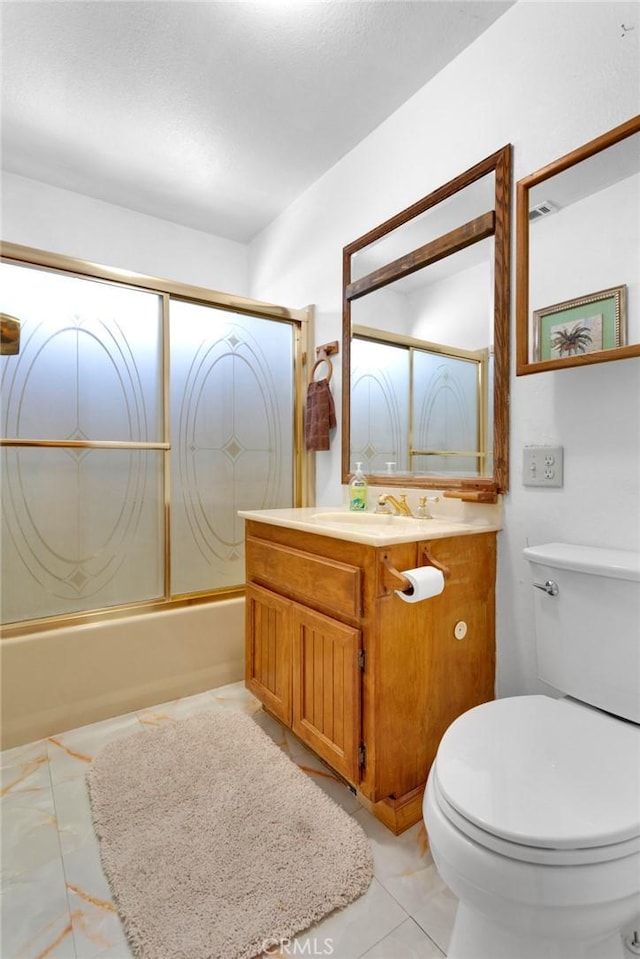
533 285 626 362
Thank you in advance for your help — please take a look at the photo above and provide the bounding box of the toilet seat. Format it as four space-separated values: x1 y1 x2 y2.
430 772 640 865
432 695 640 864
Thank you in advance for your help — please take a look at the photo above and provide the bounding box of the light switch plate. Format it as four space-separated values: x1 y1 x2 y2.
523 446 564 487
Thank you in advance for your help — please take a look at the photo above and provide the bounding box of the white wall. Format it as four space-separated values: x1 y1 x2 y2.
2 172 249 294
249 1 640 698
530 174 639 345
409 260 492 352
350 285 410 336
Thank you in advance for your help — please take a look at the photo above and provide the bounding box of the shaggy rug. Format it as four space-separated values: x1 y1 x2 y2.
87 708 373 959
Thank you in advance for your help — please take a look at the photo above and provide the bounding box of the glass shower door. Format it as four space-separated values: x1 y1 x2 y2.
1 262 165 623
169 300 295 594
1 261 299 624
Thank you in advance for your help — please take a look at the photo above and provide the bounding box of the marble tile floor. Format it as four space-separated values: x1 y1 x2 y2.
1 681 457 959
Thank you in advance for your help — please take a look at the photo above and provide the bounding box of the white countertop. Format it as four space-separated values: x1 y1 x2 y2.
238 506 501 547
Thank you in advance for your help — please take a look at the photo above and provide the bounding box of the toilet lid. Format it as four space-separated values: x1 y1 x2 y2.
434 696 640 850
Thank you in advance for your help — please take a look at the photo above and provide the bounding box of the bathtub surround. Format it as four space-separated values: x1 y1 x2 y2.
0 238 302 755
0 600 244 749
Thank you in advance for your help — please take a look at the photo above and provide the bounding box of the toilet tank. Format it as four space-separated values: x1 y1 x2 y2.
524 543 640 724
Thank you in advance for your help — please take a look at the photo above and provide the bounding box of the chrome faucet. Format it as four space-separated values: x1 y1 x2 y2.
375 493 413 516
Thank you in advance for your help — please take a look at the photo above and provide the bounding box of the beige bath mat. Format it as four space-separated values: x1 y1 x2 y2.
87 708 373 959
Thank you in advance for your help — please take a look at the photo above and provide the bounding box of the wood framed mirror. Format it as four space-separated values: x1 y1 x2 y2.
516 115 640 375
342 145 512 497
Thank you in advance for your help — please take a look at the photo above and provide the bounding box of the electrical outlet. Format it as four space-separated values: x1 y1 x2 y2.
523 446 564 487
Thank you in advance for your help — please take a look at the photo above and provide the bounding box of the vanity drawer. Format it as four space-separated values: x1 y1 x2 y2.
246 535 362 619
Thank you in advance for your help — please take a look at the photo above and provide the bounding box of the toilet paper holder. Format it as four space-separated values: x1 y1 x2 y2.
381 547 450 594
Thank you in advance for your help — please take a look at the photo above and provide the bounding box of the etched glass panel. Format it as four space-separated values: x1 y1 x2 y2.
412 352 480 475
1 262 162 441
170 300 295 593
350 337 409 473
1 262 164 623
1 260 298 623
1 447 164 623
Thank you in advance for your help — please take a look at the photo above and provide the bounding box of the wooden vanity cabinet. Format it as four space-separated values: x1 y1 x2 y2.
244 520 496 833
246 581 362 783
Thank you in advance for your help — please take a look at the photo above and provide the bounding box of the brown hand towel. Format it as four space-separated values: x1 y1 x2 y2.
305 378 337 451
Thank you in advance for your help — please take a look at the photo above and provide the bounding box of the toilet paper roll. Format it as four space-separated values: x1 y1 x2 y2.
395 566 445 603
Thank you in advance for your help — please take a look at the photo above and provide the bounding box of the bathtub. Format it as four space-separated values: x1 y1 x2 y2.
0 598 245 749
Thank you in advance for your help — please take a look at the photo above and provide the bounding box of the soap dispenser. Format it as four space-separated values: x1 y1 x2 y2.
349 463 368 511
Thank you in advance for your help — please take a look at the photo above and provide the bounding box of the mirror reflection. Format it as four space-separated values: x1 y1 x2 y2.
343 146 511 494
350 236 494 478
349 173 495 284
516 116 640 374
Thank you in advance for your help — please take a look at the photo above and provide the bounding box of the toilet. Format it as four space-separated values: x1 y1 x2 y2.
423 543 640 959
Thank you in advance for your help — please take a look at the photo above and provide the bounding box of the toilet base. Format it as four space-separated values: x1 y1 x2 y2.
449 903 626 959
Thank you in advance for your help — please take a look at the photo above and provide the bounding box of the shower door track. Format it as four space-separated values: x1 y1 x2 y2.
0 439 170 450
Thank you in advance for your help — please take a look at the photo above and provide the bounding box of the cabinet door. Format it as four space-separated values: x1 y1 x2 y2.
245 583 292 725
292 605 361 785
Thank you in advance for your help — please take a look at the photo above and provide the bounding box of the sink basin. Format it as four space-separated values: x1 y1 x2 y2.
311 511 415 526
311 511 466 536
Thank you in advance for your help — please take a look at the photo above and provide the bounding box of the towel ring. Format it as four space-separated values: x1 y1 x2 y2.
311 356 333 383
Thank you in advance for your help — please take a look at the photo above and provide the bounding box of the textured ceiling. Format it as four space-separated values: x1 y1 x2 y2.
1 1 514 242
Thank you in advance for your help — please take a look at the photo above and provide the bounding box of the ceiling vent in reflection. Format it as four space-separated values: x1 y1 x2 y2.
529 200 557 222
